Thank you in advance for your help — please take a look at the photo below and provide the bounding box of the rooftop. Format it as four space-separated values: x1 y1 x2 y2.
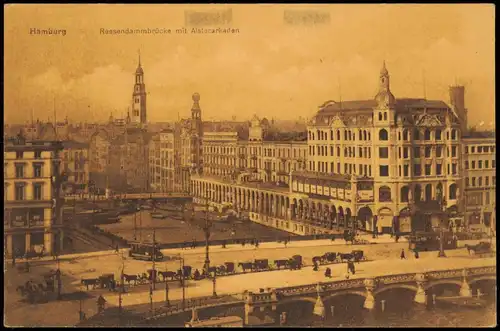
263 131 307 142
62 140 89 149
462 130 496 139
317 98 450 115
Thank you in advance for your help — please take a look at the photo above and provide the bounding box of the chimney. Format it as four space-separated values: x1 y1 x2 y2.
449 85 467 133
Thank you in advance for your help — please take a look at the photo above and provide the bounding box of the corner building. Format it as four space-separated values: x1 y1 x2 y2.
191 63 467 235
4 137 65 257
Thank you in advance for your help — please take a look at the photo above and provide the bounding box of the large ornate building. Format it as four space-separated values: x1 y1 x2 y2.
191 63 480 236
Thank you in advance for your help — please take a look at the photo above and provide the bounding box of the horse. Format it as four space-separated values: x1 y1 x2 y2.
123 274 138 286
158 271 177 282
338 253 354 263
312 256 322 265
274 259 288 270
238 262 254 273
81 278 100 290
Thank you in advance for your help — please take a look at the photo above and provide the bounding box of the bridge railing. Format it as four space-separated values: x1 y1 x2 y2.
142 292 245 322
252 265 496 301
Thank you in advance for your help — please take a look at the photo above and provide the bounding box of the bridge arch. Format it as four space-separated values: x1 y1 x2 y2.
424 279 462 291
323 290 367 301
373 284 418 297
278 296 317 305
469 275 497 284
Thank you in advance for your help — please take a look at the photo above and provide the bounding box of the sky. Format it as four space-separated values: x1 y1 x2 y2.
4 4 495 127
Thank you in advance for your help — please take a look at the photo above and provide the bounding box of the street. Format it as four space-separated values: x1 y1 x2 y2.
4 245 495 327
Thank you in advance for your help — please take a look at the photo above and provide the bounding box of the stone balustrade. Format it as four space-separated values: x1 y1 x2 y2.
245 265 496 317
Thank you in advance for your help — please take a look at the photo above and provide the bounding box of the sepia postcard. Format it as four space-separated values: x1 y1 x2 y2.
3 3 496 328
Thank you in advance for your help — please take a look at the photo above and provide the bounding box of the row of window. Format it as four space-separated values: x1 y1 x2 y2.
308 162 459 177
465 159 496 170
310 145 373 158
309 145 457 159
464 145 495 154
310 161 373 177
10 163 44 179
465 176 496 187
7 183 45 201
14 151 43 159
309 128 459 142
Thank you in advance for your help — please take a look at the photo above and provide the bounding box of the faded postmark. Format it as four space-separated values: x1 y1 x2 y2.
185 8 232 27
284 9 330 25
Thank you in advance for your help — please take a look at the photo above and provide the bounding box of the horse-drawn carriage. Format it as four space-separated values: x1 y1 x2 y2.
17 271 58 303
312 252 338 265
288 255 302 270
465 242 493 256
176 265 193 280
312 250 366 265
272 255 303 270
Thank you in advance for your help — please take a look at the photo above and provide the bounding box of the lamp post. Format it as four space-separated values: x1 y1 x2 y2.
118 250 125 326
212 269 217 298
164 262 170 307
202 189 214 277
151 227 156 290
56 253 62 300
438 198 447 258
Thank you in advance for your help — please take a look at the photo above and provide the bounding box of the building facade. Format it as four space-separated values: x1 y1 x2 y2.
61 141 90 195
174 93 204 193
191 63 472 236
4 136 65 258
148 130 175 192
462 134 496 234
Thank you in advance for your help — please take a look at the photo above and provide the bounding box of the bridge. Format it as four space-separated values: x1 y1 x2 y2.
64 192 192 203
132 261 495 326
243 265 496 325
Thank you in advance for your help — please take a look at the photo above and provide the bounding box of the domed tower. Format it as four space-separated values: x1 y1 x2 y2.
373 62 397 200
374 61 396 127
131 51 147 125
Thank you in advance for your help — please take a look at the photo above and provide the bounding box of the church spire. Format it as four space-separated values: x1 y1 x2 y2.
138 49 141 67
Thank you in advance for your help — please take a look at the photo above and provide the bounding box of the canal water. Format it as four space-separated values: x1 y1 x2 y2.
288 290 497 327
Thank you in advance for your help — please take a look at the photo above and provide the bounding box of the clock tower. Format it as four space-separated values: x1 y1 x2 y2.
131 51 147 125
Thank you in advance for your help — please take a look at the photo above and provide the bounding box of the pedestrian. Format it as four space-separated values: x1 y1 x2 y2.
115 244 119 253
395 235 399 243
400 248 406 260
313 260 319 272
331 235 335 242
193 269 201 280
414 249 419 259
324 267 332 278
97 295 106 313
242 241 245 247
349 260 356 275
255 240 259 249
222 240 226 249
